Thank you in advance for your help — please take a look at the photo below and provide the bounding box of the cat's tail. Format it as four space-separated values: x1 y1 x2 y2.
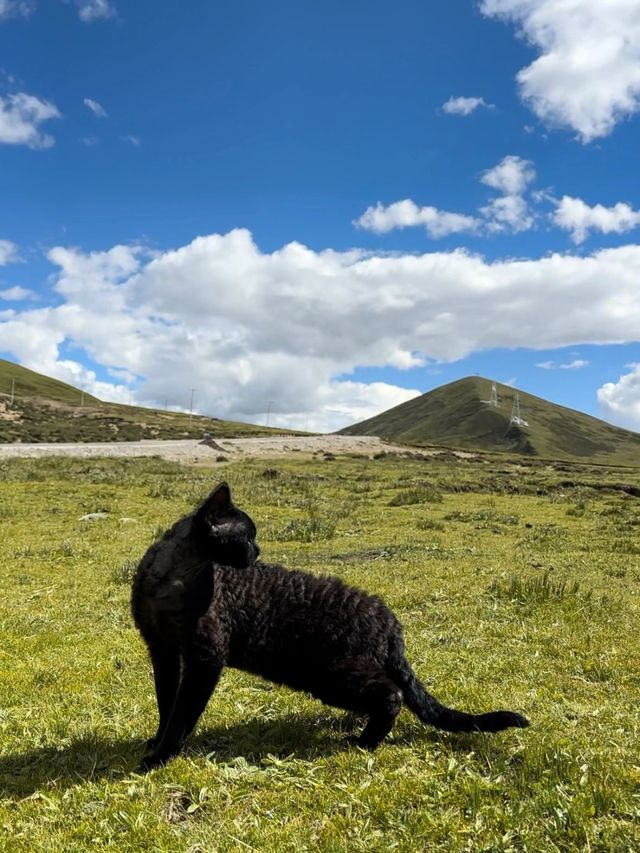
387 645 530 733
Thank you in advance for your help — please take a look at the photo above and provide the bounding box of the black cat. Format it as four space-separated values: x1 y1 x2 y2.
131 483 529 770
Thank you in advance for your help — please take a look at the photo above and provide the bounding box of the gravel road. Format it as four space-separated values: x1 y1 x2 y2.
0 435 422 463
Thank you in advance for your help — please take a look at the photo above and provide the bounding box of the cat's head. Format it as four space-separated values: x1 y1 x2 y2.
193 482 260 568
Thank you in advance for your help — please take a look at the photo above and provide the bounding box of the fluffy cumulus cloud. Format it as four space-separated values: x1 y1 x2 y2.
5 231 640 430
480 155 537 233
358 155 537 238
479 0 640 142
597 365 640 428
480 155 536 196
354 200 480 238
481 194 533 234
357 156 640 244
76 0 115 21
442 96 494 115
553 196 640 244
0 93 60 148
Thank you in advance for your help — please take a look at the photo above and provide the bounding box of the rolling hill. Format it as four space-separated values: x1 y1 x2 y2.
0 358 295 443
339 376 640 465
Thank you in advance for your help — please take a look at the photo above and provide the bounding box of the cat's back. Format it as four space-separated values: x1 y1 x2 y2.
219 559 387 613
216 560 400 670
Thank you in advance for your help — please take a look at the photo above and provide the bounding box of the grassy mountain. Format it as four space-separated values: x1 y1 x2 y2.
0 358 294 443
340 376 640 465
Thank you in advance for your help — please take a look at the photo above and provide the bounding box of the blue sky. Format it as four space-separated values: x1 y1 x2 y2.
1 0 640 431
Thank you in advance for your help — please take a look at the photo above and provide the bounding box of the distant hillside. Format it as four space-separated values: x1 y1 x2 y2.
339 376 640 465
0 358 296 443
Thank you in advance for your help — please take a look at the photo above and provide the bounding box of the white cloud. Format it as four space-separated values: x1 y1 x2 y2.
0 286 34 300
537 358 589 370
55 359 132 403
0 239 19 265
354 200 480 238
358 156 640 246
442 96 494 115
262 381 421 434
481 194 534 233
0 93 60 148
598 365 640 429
0 0 34 20
80 136 98 146
4 231 640 430
83 97 107 118
107 366 137 384
122 134 140 146
553 195 640 244
357 156 537 238
479 0 640 143
76 0 115 21
481 155 536 196
480 155 536 233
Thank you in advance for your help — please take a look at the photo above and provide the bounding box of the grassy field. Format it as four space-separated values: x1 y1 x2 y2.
1 452 639 851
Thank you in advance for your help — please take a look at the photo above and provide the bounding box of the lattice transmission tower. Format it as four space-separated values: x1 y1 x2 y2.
509 393 528 427
482 381 499 407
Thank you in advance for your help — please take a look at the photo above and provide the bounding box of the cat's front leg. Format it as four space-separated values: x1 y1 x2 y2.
136 649 223 772
146 642 182 750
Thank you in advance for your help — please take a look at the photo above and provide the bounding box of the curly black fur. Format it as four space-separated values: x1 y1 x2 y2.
131 483 529 770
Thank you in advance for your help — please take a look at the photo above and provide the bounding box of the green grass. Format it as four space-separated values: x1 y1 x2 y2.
339 375 640 465
1 453 639 851
0 358 300 442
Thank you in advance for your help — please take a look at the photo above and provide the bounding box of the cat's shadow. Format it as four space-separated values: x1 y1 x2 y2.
0 712 347 797
0 713 510 798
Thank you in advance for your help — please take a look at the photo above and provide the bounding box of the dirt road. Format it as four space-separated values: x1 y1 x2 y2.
0 435 425 463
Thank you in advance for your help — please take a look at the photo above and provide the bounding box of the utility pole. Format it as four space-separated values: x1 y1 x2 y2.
265 400 272 427
80 390 84 407
10 378 15 406
189 388 196 426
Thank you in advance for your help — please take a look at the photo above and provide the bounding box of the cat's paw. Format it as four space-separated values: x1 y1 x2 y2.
344 734 377 751
134 751 165 773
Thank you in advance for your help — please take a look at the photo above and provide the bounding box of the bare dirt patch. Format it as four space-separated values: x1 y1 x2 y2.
0 435 473 463
0 401 21 422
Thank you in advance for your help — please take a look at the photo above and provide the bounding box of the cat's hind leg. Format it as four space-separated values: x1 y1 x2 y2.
318 658 404 750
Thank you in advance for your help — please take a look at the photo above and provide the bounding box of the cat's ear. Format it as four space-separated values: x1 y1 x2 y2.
197 482 232 526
